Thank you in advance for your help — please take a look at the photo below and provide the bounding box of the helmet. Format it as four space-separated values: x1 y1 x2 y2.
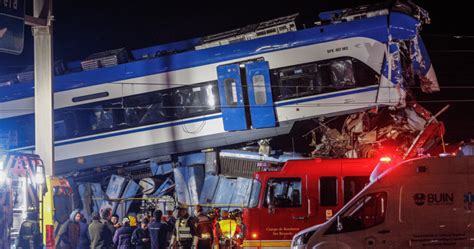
212 207 220 215
207 209 215 219
230 209 242 218
177 203 189 211
221 210 230 218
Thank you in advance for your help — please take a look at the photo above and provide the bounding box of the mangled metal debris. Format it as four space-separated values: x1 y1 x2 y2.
309 103 448 159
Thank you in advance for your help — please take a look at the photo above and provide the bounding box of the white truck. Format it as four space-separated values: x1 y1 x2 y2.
292 155 474 249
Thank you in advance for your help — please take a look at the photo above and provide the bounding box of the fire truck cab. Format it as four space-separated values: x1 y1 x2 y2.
242 157 382 248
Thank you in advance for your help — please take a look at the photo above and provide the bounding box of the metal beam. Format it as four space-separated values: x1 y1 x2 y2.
32 0 54 176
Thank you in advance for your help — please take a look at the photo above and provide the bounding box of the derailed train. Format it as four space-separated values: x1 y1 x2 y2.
0 1 438 173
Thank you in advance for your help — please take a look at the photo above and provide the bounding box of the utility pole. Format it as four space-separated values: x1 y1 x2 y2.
29 0 54 176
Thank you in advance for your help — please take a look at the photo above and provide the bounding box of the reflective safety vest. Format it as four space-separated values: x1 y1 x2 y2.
218 219 237 238
176 217 193 242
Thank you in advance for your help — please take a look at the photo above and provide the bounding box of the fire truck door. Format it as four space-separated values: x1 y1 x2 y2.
260 177 309 242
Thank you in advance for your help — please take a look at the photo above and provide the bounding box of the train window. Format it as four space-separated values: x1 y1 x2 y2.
276 63 321 99
124 92 169 126
54 110 79 140
265 178 301 208
252 74 267 105
46 81 220 141
337 192 387 233
330 59 355 88
272 57 378 102
0 116 32 149
205 84 217 109
90 106 114 131
224 78 238 106
320 177 338 206
172 84 219 118
353 59 379 87
172 89 189 117
343 176 369 204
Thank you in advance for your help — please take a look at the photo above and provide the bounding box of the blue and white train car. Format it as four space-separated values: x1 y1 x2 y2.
0 1 438 174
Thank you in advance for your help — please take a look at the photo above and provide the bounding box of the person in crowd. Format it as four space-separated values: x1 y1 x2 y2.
166 210 176 228
78 214 90 249
113 217 134 249
207 208 220 249
15 210 42 249
165 210 176 244
194 205 213 249
132 217 151 249
89 212 113 249
148 210 170 249
56 210 81 249
169 206 197 249
128 213 138 230
101 208 116 236
230 209 245 248
111 214 122 230
216 210 238 249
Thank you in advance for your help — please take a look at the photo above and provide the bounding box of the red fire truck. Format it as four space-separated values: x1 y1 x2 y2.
241 157 385 248
239 103 449 248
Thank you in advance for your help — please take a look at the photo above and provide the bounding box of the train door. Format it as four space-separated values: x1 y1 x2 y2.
217 60 276 131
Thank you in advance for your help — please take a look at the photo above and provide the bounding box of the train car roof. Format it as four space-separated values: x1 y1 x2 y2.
0 3 425 103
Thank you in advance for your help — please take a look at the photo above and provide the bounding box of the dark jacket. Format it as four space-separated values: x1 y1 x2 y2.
16 213 43 249
56 211 81 249
102 219 116 237
78 221 90 249
132 227 151 249
148 221 170 249
88 220 113 249
113 224 134 249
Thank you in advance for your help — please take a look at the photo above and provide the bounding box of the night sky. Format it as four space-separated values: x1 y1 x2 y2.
1 0 473 143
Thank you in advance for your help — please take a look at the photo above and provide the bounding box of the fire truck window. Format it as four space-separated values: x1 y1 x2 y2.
343 176 369 204
265 178 301 208
338 192 387 233
248 179 262 208
320 177 338 206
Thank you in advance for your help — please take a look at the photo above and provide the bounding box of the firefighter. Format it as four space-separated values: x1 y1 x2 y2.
216 210 238 249
16 209 43 249
169 206 198 249
230 210 245 248
193 205 213 249
207 208 220 249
